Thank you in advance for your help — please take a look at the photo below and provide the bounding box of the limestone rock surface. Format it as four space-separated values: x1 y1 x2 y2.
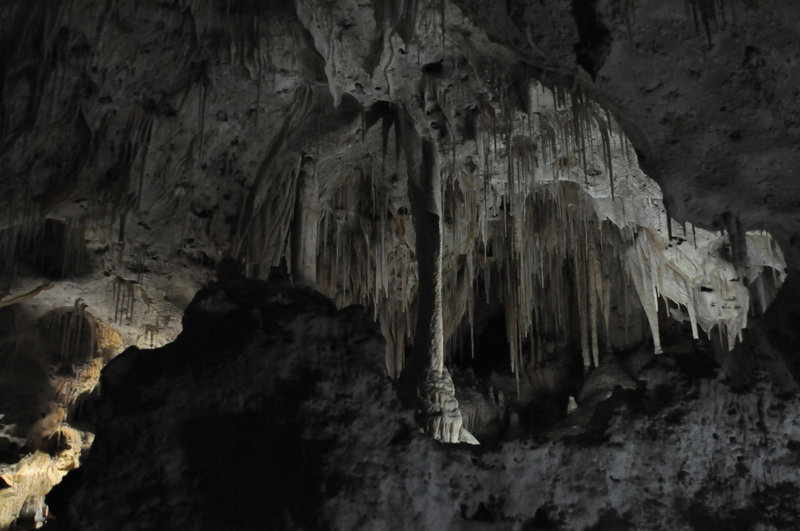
46 278 800 530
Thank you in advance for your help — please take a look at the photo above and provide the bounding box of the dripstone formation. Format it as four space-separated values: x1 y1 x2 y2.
0 1 799 529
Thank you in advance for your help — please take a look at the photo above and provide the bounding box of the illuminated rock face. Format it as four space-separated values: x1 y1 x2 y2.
47 277 403 530
0 0 799 526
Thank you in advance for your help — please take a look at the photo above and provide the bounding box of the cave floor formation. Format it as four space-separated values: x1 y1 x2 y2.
1 0 800 528
42 278 800 530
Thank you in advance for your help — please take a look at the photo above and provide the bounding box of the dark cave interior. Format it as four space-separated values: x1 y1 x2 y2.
2 0 800 529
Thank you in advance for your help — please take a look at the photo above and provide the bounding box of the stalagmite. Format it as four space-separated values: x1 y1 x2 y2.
398 102 476 444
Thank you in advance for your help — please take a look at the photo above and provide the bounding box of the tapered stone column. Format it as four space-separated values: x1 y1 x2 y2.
398 106 477 445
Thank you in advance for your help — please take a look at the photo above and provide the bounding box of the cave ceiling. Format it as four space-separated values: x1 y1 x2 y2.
1 0 795 350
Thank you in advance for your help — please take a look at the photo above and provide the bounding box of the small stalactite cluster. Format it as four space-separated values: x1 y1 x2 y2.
433 80 640 380
41 299 97 372
0 0 783 402
301 77 638 379
95 109 156 245
0 218 88 295
490 184 631 378
297 72 785 384
314 161 419 378
112 276 136 325
232 85 316 277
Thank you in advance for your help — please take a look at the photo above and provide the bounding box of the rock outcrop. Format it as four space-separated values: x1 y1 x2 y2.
46 278 800 529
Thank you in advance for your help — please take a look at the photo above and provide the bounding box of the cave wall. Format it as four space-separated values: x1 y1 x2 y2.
45 277 800 530
1 0 796 330
0 0 798 527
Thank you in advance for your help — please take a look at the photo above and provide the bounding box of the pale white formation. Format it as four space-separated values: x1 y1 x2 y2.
627 227 785 354
308 77 787 377
566 396 578 415
420 368 479 444
285 2 789 380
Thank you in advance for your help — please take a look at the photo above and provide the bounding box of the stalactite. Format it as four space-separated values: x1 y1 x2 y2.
42 299 96 371
143 323 159 348
0 217 88 293
294 75 784 392
234 84 313 263
687 0 715 47
588 244 600 368
665 202 673 241
135 118 155 210
112 275 136 324
63 300 85 366
254 19 262 128
290 155 319 285
575 239 591 369
597 113 615 199
722 212 748 269
440 0 446 54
